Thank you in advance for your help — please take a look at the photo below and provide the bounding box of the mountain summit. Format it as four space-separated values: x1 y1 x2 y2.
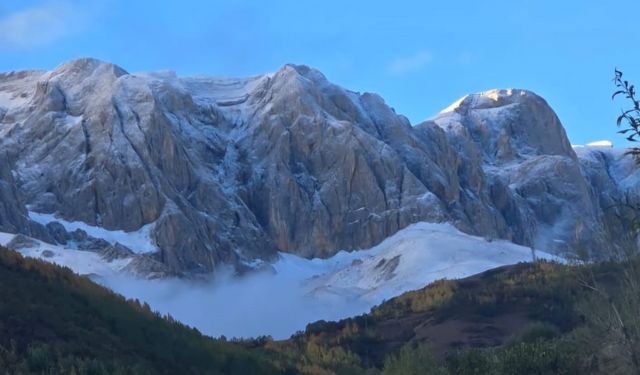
0 59 637 274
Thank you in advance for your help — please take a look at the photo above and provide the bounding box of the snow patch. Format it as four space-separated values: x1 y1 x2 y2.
0 90 29 109
294 222 557 307
573 144 639 191
0 232 16 246
28 211 157 253
438 95 468 115
0 232 132 276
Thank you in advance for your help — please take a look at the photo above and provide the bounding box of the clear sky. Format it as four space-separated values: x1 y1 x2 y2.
1 0 638 146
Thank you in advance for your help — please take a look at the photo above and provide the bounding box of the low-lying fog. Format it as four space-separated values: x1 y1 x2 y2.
97 265 373 340
1 222 554 340
92 223 552 340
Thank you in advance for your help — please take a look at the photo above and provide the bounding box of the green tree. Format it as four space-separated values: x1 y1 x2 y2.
570 70 640 374
382 344 447 375
613 69 640 162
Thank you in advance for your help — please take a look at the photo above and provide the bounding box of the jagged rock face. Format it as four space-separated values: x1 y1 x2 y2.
0 60 637 274
576 147 640 251
426 89 636 255
233 66 457 257
0 59 276 273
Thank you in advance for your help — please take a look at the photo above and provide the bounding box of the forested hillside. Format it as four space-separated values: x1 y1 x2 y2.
0 246 293 375
2 244 638 374
272 260 640 374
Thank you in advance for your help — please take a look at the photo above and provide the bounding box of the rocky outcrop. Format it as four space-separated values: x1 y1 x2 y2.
0 59 637 274
101 243 135 261
234 66 455 257
6 234 39 250
424 89 617 255
574 145 640 252
122 255 176 279
0 58 276 273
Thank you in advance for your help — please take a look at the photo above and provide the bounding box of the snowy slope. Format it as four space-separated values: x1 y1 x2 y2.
299 222 556 304
574 143 640 192
28 211 157 254
0 233 132 276
0 222 557 339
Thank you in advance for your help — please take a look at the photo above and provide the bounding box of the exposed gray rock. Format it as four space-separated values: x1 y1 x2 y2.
6 234 39 250
46 221 69 245
77 236 111 252
64 228 110 251
70 229 88 243
0 60 637 275
123 255 177 279
426 89 638 256
0 58 276 273
100 242 135 261
574 146 640 253
374 255 401 282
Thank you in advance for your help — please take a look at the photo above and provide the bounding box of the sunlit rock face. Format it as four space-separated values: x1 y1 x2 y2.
0 60 637 273
424 89 629 255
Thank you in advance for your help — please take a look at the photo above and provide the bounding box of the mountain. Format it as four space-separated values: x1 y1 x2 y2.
426 90 639 256
0 58 638 275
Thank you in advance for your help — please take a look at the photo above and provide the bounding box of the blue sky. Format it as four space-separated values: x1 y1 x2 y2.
1 0 638 146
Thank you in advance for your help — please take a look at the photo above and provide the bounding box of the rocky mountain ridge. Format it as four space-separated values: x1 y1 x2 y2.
0 58 637 274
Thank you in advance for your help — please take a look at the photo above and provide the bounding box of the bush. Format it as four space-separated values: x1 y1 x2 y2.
382 344 447 375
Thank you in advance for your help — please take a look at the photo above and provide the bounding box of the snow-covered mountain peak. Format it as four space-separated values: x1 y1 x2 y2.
50 57 128 80
482 88 528 98
274 63 327 82
266 63 333 100
432 88 575 160
438 89 539 116
421 88 638 257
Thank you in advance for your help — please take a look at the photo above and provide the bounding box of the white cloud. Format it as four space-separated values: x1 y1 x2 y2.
0 1 86 49
388 51 432 75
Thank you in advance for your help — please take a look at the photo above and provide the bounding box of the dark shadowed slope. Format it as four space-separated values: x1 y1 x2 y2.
0 245 294 375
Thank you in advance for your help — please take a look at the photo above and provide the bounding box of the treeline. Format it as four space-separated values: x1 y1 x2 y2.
270 260 640 374
2 244 639 374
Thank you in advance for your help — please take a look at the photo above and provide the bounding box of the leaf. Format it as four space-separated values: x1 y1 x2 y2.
624 148 640 157
613 90 626 99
